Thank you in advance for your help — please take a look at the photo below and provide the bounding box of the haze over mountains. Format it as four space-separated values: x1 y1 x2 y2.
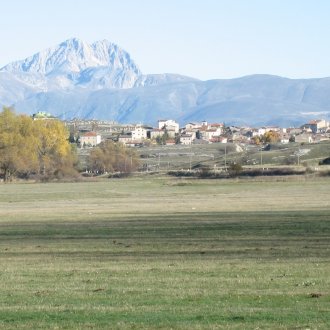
1 37 330 126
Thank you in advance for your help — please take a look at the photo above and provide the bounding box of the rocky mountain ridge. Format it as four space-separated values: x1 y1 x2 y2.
1 38 330 126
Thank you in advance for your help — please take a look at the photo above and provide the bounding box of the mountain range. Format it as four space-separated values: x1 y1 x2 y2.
1 37 330 127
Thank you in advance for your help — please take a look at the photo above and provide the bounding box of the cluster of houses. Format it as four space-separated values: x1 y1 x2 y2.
117 120 227 146
76 118 330 148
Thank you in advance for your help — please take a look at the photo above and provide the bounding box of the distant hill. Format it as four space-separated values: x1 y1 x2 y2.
1 38 330 126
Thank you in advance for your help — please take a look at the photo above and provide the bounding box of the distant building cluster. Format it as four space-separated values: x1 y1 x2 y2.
62 117 330 148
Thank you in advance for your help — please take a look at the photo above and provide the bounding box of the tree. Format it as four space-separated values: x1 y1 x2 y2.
0 107 38 181
252 131 280 146
229 163 243 177
0 107 78 181
33 119 76 178
156 131 169 145
252 136 261 145
0 107 21 181
263 131 280 143
87 140 140 175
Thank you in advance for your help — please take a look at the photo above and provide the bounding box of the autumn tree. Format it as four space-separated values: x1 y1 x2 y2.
252 135 261 145
0 107 38 181
0 107 21 181
0 107 78 181
33 119 78 178
87 140 140 175
263 130 280 143
252 131 280 145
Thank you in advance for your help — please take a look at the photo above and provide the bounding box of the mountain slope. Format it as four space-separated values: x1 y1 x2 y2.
12 75 330 126
1 38 330 126
1 38 142 90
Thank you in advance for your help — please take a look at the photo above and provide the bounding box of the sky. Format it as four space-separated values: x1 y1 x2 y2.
1 0 330 80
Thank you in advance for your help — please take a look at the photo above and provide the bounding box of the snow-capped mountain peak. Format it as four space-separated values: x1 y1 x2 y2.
0 38 142 89
2 38 328 127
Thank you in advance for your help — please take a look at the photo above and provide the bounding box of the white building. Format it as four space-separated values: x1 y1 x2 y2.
80 132 101 147
185 122 207 130
252 128 266 137
131 126 147 141
118 134 132 145
199 127 222 141
150 129 165 139
158 119 179 133
180 134 193 145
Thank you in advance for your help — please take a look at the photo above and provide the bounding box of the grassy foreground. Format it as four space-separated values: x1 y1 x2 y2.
0 177 329 329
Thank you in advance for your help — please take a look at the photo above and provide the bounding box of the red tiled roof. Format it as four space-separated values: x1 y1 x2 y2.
83 131 97 137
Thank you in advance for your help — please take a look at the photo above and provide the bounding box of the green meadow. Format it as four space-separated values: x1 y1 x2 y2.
0 177 329 329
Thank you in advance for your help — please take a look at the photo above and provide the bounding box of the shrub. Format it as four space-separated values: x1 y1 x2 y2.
228 163 243 177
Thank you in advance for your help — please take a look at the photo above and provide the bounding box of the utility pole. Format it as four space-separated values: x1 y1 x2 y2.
189 144 192 171
224 144 227 171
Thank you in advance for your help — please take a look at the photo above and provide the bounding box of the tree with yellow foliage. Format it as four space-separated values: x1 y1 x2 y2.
263 130 280 143
0 107 38 181
0 107 77 181
33 119 76 177
252 131 280 145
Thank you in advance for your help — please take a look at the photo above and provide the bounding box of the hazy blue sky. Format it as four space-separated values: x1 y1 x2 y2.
1 0 330 80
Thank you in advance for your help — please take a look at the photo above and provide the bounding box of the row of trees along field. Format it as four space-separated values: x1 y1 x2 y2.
0 107 140 182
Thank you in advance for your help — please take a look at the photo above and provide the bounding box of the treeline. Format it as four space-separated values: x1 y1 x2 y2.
0 107 140 182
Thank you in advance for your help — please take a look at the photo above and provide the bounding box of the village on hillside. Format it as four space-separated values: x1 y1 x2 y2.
55 114 330 148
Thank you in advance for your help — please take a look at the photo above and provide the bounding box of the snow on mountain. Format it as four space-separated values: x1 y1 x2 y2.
0 72 40 105
1 38 140 75
0 38 142 90
1 38 330 126
0 38 198 92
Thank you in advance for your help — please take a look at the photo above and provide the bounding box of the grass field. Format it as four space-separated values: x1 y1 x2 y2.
0 177 329 329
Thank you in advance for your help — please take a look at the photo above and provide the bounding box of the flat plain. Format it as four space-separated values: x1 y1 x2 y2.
0 176 329 329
